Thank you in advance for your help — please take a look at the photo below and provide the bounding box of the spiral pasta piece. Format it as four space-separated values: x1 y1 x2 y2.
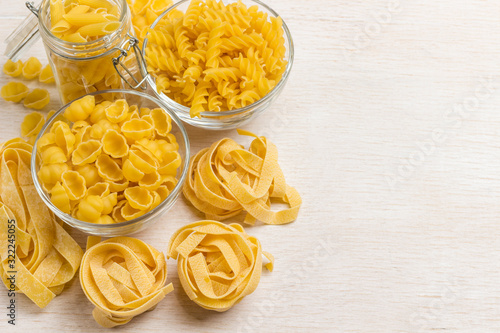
167 220 273 311
183 130 301 225
0 139 83 308
80 236 173 327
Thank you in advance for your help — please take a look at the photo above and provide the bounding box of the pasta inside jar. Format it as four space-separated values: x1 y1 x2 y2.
37 0 144 104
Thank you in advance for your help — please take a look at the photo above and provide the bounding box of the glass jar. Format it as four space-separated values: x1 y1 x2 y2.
33 0 148 104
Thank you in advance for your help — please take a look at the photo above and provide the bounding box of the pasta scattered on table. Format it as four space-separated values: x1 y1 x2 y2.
167 220 273 311
23 88 51 110
1 82 30 103
22 57 43 80
3 59 23 77
184 129 301 225
0 139 83 308
80 236 173 327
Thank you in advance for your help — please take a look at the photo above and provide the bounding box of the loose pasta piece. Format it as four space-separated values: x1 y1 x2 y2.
183 130 302 225
39 64 55 84
1 82 29 102
21 112 45 137
23 88 51 110
80 236 173 327
167 220 273 311
0 139 83 308
3 59 23 77
22 57 43 79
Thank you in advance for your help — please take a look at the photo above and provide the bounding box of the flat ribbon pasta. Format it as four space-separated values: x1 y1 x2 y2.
0 139 83 308
167 220 274 312
80 236 173 328
183 129 301 225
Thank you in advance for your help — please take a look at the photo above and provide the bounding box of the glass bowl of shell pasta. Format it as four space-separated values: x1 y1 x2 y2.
142 0 294 130
31 89 190 236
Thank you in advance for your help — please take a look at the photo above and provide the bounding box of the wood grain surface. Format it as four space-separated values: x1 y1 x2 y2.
1 0 500 332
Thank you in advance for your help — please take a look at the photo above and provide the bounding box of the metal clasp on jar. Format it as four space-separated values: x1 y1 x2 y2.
112 34 150 90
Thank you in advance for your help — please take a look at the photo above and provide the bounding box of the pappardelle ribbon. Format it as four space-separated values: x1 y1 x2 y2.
167 220 274 312
0 138 83 308
80 236 173 328
183 130 302 225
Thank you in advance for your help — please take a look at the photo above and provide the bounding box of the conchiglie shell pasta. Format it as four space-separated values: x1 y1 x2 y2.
38 162 69 187
90 119 120 139
22 57 42 79
76 195 103 222
128 147 158 174
37 132 56 152
86 182 110 197
124 186 153 210
101 192 117 215
102 129 129 158
54 122 76 156
106 177 129 192
158 151 181 175
64 95 95 122
42 146 68 164
21 112 45 137
122 158 145 182
1 81 29 102
39 64 55 84
121 201 144 220
72 139 102 165
150 108 172 136
3 59 23 77
138 171 163 190
61 170 87 200
95 154 123 181
50 181 71 213
121 118 154 142
23 88 50 110
105 99 129 123
74 163 101 187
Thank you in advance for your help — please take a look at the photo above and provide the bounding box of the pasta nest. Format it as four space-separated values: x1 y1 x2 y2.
80 236 173 328
167 220 274 311
183 129 302 225
0 138 83 308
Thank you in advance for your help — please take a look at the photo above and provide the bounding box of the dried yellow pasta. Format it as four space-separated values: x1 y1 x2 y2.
3 59 23 77
22 57 43 80
1 82 29 103
21 112 45 137
39 64 55 84
0 139 83 308
36 97 181 223
184 130 301 225
167 220 273 311
80 236 173 327
145 0 288 117
23 88 51 110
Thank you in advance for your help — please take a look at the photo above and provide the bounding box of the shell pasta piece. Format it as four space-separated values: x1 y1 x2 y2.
1 82 29 103
22 57 43 79
80 236 173 327
167 220 273 311
23 88 51 110
3 59 23 77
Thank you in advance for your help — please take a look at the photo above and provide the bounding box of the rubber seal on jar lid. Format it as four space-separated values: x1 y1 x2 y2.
4 2 41 61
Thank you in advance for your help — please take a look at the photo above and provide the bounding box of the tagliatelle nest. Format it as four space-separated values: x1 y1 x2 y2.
167 220 274 312
183 129 301 225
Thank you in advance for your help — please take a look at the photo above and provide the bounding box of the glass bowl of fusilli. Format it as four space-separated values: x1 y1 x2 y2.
31 89 190 236
142 0 294 130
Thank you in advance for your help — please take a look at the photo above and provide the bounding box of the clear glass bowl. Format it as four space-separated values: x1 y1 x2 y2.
31 89 190 236
142 0 294 130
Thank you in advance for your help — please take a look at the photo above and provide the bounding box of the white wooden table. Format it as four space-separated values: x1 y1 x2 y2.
2 0 500 332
